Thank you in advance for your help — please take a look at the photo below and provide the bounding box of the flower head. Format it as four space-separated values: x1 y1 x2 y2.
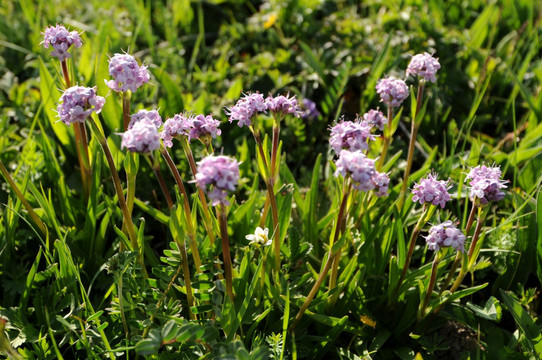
121 120 160 153
411 173 452 209
301 99 320 119
406 53 441 83
189 114 221 143
361 109 388 131
225 92 267 127
466 164 507 204
196 155 240 206
57 86 105 125
334 150 376 192
246 227 272 247
329 120 375 154
106 53 150 93
265 94 301 117
41 24 82 62
160 113 194 148
371 171 390 197
376 77 409 107
425 221 465 252
129 109 162 130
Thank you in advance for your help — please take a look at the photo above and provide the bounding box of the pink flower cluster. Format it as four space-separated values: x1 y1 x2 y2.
121 119 160 153
406 53 441 83
329 120 375 154
334 150 389 196
196 155 240 206
128 109 162 130
226 92 301 127
190 114 222 143
106 53 150 93
411 173 451 209
425 221 465 252
361 109 388 131
56 86 105 125
41 25 82 62
160 113 221 147
376 77 409 108
466 165 507 204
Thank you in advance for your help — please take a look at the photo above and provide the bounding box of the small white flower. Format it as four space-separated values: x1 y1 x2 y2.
246 227 272 247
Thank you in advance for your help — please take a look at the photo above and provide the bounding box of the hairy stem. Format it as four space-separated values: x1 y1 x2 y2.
398 82 425 207
218 206 234 300
290 186 350 332
147 153 174 210
377 105 393 171
419 253 440 319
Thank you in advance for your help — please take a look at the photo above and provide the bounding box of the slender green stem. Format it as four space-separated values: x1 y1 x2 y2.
0 159 47 236
0 318 23 360
180 138 217 247
439 202 478 294
88 116 143 270
419 253 440 319
218 206 234 300
377 105 393 171
270 123 280 184
61 59 91 200
398 82 425 207
394 206 430 296
329 179 350 294
434 209 484 316
122 91 131 131
146 153 174 210
160 146 202 271
252 129 281 271
290 186 350 332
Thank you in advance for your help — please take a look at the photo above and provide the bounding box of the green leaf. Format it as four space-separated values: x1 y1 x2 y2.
466 296 502 322
38 57 71 148
500 290 542 357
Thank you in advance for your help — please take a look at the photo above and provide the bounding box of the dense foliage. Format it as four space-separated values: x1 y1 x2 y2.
1 0 541 359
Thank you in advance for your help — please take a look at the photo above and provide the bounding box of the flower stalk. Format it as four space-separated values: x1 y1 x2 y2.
290 184 350 332
418 252 441 319
218 205 234 301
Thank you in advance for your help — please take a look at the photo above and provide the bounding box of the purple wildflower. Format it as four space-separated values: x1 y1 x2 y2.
361 109 388 131
196 155 240 206
226 92 267 127
57 86 105 125
160 113 194 148
371 171 390 197
301 99 320 119
466 165 507 204
189 114 222 143
129 109 162 130
265 94 301 117
406 53 441 83
425 221 465 252
411 173 452 209
329 120 375 154
334 150 376 192
41 24 82 62
376 77 409 107
121 120 160 153
106 53 150 93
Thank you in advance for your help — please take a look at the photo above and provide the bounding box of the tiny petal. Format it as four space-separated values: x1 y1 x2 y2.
225 92 267 127
376 77 409 107
265 94 302 117
189 114 222 142
106 53 150 93
411 173 451 209
361 109 388 131
334 150 376 192
41 24 82 62
57 86 105 125
406 53 441 83
329 120 376 154
465 164 507 204
425 221 465 252
121 120 160 153
196 155 240 206
160 113 193 148
129 109 162 129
